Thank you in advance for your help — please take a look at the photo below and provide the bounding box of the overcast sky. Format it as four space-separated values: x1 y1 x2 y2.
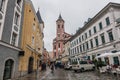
31 0 120 51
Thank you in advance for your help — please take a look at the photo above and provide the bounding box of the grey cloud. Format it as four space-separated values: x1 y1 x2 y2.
31 0 120 51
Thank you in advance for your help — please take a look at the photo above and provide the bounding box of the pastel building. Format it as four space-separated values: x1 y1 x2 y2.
53 14 71 60
19 0 44 76
42 48 49 64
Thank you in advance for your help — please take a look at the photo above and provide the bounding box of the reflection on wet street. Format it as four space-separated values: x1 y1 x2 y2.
15 68 119 80
41 69 118 80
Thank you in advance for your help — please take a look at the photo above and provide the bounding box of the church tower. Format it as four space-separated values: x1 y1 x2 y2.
53 14 71 60
56 14 65 40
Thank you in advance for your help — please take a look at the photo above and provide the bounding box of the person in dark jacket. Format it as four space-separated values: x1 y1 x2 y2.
50 62 55 73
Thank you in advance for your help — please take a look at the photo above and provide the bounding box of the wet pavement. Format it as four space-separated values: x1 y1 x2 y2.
15 68 120 80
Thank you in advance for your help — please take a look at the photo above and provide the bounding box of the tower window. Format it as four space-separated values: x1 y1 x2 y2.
62 25 64 28
54 52 56 57
58 34 60 37
64 35 66 38
54 45 56 49
58 43 60 48
58 25 60 28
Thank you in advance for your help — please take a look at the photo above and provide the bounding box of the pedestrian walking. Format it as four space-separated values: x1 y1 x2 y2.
50 62 55 73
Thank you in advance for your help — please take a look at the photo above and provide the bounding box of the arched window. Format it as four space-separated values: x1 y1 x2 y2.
58 25 60 28
62 25 64 28
54 52 56 57
54 45 56 49
58 43 60 48
3 59 14 80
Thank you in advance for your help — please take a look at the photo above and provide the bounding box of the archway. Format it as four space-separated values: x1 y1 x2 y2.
28 57 34 73
3 59 14 80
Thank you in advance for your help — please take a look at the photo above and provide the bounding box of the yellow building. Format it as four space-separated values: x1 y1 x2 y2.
19 0 44 76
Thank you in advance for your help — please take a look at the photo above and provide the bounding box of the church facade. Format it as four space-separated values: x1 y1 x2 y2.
53 14 71 60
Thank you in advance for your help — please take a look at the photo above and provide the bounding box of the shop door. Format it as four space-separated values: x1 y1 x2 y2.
28 57 34 73
3 59 14 80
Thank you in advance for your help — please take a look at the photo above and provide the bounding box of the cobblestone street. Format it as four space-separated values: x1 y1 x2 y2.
15 68 120 80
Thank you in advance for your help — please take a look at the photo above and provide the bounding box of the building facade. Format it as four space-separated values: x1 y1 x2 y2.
61 40 71 64
48 51 54 61
0 0 24 79
19 0 44 76
53 14 71 60
36 7 45 65
42 48 50 64
69 2 120 64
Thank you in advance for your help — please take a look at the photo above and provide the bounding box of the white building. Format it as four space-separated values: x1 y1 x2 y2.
69 2 120 63
61 40 71 64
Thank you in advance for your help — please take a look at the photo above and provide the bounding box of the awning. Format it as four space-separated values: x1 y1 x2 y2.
96 52 120 58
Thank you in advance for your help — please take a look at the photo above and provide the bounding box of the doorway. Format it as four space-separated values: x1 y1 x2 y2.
28 57 34 73
3 59 14 80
